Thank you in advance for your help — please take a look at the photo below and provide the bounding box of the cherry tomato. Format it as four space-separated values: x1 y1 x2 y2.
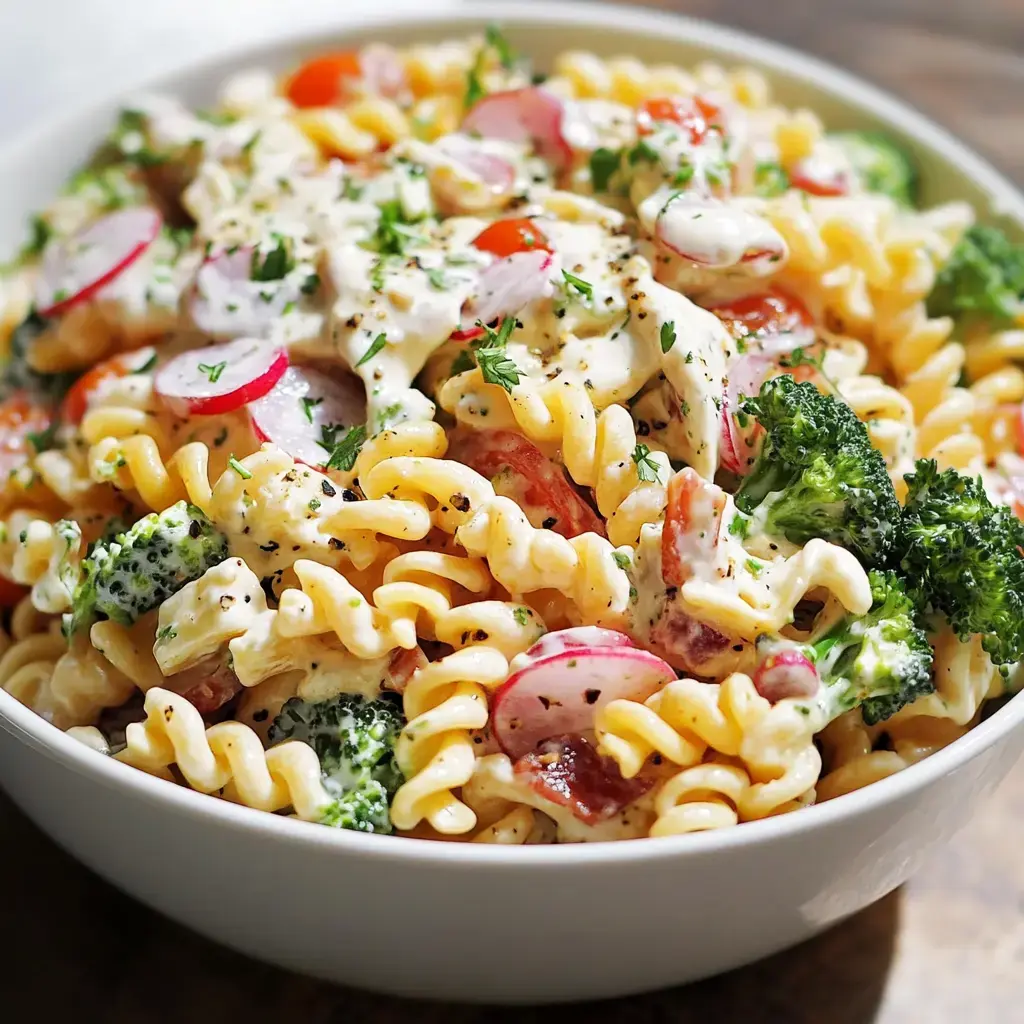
285 52 362 108
60 349 155 425
0 394 52 480
471 218 552 259
706 290 813 345
661 467 726 587
636 95 725 145
0 577 28 608
788 157 851 198
447 429 605 539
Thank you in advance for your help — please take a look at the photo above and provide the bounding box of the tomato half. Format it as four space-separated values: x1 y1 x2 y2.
447 429 605 539
706 291 813 345
636 95 725 145
0 394 52 480
471 218 552 259
285 52 363 108
60 348 155 425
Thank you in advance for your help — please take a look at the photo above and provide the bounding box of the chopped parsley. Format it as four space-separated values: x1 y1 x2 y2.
308 497 322 512
450 349 476 376
20 215 52 261
364 200 425 258
197 360 227 384
612 551 631 570
426 267 449 290
355 333 387 368
562 269 593 300
660 320 676 354
754 161 790 198
250 234 294 282
26 421 59 455
300 396 324 424
300 272 321 296
745 558 764 577
155 625 178 643
465 23 521 109
589 147 621 192
627 139 659 166
631 443 661 483
476 347 522 393
228 455 252 479
513 606 531 626
318 424 367 472
673 162 695 187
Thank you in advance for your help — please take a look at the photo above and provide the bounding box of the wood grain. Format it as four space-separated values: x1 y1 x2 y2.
3 2 1024 1020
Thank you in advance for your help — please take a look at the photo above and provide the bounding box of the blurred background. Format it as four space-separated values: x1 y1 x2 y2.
2 1 1022 1021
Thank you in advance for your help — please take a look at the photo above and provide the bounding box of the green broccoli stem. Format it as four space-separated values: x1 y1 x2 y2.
735 460 798 514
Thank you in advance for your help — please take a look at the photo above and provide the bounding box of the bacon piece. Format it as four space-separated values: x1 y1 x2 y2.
649 605 732 675
514 734 653 824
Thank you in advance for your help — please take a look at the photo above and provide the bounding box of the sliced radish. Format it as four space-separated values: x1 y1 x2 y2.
789 154 852 198
721 352 774 474
456 249 556 338
154 337 288 417
190 246 304 339
249 364 366 468
519 627 633 664
753 647 820 702
431 135 516 212
491 634 676 760
36 206 162 318
514 734 653 824
656 193 786 270
462 87 577 170
358 43 408 98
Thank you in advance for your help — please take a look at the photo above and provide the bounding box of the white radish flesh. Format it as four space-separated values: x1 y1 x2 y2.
458 249 556 336
249 365 366 468
656 194 786 271
36 206 163 317
190 246 304 339
155 337 288 417
753 648 820 702
721 353 774 474
462 87 576 169
431 135 516 213
492 633 676 759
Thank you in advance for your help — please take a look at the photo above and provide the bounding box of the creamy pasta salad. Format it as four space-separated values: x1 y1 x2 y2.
2 30 1023 843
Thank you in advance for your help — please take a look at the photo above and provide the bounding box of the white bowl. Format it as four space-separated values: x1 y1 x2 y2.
2 2 1023 1005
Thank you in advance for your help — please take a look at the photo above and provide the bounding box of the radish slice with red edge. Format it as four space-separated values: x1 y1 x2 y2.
358 43 408 98
190 245 303 339
432 135 516 211
492 630 676 760
518 626 633 665
455 249 556 338
35 206 162 318
154 338 288 417
720 352 774 474
249 365 366 468
753 647 820 702
462 87 578 170
656 193 786 270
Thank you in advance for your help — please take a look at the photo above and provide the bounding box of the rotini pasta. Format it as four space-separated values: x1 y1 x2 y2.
1 29 1020 845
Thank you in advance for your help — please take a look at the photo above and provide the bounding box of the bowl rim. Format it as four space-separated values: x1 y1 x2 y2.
2 0 1023 865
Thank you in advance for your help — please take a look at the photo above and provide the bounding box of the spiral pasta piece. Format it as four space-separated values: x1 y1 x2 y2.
597 673 821 822
117 687 333 818
649 761 749 837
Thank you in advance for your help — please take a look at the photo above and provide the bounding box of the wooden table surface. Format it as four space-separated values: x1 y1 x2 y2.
4 1 1024 1021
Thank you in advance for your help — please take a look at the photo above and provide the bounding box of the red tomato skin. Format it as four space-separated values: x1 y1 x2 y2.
636 95 725 145
286 52 362 108
471 218 552 259
447 429 605 539
706 290 813 344
661 468 726 587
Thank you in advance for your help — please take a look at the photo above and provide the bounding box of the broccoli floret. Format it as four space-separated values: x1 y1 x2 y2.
898 459 1024 666
68 501 228 633
926 224 1024 326
829 131 919 206
269 692 406 834
761 570 934 725
735 375 900 566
